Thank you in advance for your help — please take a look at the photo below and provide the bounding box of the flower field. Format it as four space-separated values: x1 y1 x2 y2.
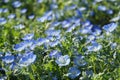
0 0 120 80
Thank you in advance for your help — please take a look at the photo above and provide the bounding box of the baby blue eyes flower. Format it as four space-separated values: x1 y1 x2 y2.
37 0 43 3
12 1 22 8
8 14 15 19
14 24 25 29
20 8 27 14
13 40 33 51
45 30 61 36
0 18 7 25
36 38 49 46
28 14 35 20
98 5 107 11
22 33 34 40
62 20 71 28
2 54 14 64
67 67 81 79
18 52 36 67
55 55 70 66
102 23 117 32
106 9 113 14
87 42 102 52
49 50 61 58
73 55 86 66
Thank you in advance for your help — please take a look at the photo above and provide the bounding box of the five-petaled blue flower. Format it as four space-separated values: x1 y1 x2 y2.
67 67 81 79
55 55 70 66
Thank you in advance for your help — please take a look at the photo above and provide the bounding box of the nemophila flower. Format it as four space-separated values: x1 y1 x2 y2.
98 5 107 11
28 14 35 20
36 38 49 46
82 20 91 27
62 20 71 28
87 42 102 52
106 9 113 14
37 11 52 22
14 24 25 29
20 8 27 14
0 8 3 13
80 27 92 34
66 24 76 32
45 30 61 36
2 53 14 64
94 0 103 3
13 40 33 51
87 35 95 42
75 9 82 17
22 33 34 40
37 0 43 3
73 18 81 26
0 18 7 25
67 67 81 79
78 7 86 11
29 40 37 50
55 55 70 66
37 16 47 22
50 21 61 28
12 1 22 8
2 8 8 13
50 3 58 9
102 23 117 32
73 55 86 66
92 26 102 36
49 50 61 58
44 11 53 17
3 0 9 3
8 14 16 19
18 52 36 67
49 40 60 47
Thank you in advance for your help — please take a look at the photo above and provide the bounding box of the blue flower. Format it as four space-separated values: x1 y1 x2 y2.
13 40 33 51
98 5 107 11
106 9 113 14
45 30 61 36
55 55 70 66
12 1 22 8
8 14 16 19
80 28 91 34
36 38 49 46
87 42 102 52
14 24 25 29
18 52 36 67
102 23 117 32
48 40 60 47
73 55 86 66
2 53 14 64
22 33 34 41
20 8 27 14
28 14 35 20
0 18 7 25
67 67 81 79
66 24 76 32
49 50 61 58
37 0 43 3
62 20 71 28
3 0 9 3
